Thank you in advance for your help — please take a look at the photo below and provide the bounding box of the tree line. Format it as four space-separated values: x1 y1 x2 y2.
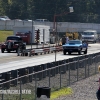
0 0 100 23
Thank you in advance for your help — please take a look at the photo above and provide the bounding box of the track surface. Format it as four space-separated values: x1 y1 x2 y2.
0 43 100 73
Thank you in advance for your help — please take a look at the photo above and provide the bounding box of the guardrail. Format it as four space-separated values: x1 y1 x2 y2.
0 52 100 100
18 45 63 57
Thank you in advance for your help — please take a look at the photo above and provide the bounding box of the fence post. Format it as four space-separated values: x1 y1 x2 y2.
1 84 4 100
20 78 22 100
49 69 50 87
84 59 87 78
35 73 37 100
60 65 61 88
77 59 79 81
68 63 70 85
88 56 90 77
55 61 59 74
95 56 97 74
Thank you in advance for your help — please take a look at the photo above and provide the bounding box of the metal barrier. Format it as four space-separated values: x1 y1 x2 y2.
21 46 63 57
0 53 100 100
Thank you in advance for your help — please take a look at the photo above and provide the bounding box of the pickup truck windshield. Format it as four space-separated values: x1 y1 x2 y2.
82 32 94 35
7 37 22 41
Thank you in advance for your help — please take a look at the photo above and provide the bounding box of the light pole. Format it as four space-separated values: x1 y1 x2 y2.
31 20 34 50
57 22 62 45
53 7 74 62
43 29 45 48
53 7 74 45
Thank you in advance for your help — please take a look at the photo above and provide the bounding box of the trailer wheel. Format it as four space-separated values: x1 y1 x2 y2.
84 49 87 54
1 49 4 53
16 48 19 53
78 50 82 55
63 50 66 55
68 52 71 55
7 50 10 53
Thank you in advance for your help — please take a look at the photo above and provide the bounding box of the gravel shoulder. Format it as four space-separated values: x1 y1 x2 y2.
55 74 100 100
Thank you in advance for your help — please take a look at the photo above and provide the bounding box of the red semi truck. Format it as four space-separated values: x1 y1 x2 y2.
16 32 31 44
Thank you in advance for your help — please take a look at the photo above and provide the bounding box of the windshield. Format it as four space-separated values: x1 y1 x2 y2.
7 37 22 41
68 40 82 44
82 32 94 35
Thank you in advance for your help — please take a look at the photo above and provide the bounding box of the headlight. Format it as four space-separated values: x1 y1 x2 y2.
63 46 67 49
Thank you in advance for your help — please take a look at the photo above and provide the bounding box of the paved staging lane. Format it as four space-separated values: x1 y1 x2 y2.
0 43 100 73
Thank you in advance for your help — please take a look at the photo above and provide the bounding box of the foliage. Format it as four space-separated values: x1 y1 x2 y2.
0 0 100 23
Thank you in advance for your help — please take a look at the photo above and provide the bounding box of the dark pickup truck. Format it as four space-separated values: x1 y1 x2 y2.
1 36 26 53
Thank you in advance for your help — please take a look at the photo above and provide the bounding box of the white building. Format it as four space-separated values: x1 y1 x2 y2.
13 25 50 44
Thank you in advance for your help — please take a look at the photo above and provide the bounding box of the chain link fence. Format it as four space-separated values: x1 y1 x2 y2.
0 53 100 100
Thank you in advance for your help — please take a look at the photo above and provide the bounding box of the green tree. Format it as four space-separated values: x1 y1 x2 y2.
0 0 100 23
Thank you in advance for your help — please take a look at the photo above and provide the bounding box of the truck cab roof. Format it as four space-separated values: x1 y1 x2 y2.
6 35 22 41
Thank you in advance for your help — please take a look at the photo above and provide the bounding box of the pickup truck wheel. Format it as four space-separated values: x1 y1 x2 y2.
1 49 4 53
7 50 10 53
68 52 71 55
16 48 19 53
16 49 18 53
78 50 81 55
84 49 87 54
63 50 66 55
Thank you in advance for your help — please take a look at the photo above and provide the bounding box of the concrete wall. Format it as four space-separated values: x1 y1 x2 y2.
0 20 100 33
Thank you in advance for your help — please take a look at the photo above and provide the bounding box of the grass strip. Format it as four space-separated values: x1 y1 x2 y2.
50 87 73 100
